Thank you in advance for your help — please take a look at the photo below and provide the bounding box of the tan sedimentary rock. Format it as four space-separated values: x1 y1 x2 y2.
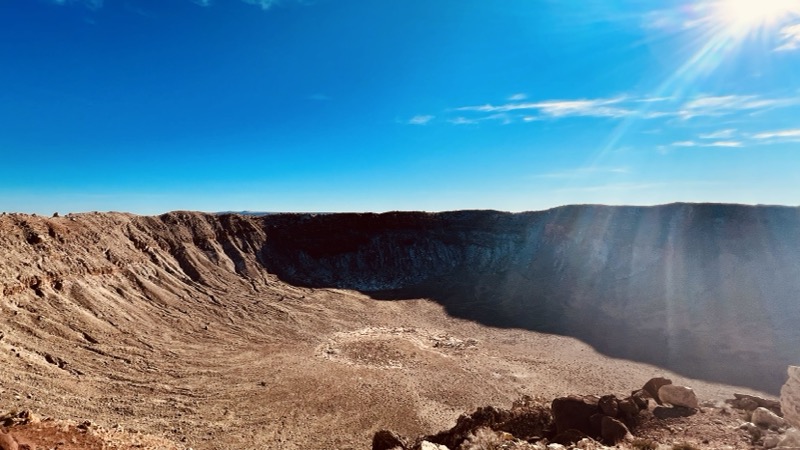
781 366 800 429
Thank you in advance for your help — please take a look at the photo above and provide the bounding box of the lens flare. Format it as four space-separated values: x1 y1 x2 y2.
714 0 800 35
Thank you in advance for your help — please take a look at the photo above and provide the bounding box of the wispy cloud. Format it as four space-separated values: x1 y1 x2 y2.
448 117 478 125
536 166 631 179
677 95 796 119
408 115 434 125
508 93 527 101
671 140 743 148
457 97 632 119
752 129 800 143
449 92 798 126
707 141 744 147
754 129 800 139
240 0 279 10
775 23 800 52
699 129 737 139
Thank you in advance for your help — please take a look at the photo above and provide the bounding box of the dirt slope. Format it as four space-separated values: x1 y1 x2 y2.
0 210 782 449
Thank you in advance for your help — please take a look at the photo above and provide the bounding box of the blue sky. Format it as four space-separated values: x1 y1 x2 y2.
2 0 800 214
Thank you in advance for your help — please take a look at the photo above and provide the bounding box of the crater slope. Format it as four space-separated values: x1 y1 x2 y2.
0 205 796 449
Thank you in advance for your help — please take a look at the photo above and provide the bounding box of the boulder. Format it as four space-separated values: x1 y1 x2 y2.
598 395 619 417
731 393 782 415
630 390 650 410
600 416 630 445
642 377 672 405
617 398 640 427
658 385 699 409
752 407 787 429
739 421 761 441
781 366 800 429
372 430 407 450
551 396 599 436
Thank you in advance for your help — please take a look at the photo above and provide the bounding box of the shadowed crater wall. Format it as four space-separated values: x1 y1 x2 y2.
260 204 800 394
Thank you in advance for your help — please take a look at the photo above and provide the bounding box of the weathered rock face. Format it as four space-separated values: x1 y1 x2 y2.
551 396 600 436
781 366 800 428
658 385 699 409
261 205 800 394
2 204 800 394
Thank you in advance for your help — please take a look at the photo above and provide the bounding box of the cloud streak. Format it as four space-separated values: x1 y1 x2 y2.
775 23 800 52
752 128 800 144
408 115 434 125
457 97 632 119
671 140 743 148
450 93 798 126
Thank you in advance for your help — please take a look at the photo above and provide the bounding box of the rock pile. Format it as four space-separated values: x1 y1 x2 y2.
370 377 722 450
371 369 800 450
724 370 800 450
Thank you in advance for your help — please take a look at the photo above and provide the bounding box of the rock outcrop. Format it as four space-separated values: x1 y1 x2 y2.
642 378 672 405
728 393 783 416
261 205 800 394
657 385 699 409
781 366 800 428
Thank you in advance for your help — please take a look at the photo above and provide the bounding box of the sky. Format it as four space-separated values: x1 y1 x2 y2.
2 0 800 214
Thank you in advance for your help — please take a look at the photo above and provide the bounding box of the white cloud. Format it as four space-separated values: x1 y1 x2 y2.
408 115 434 125
707 141 743 147
457 97 631 119
677 95 795 119
699 129 737 139
753 129 800 140
671 140 742 148
775 23 800 52
241 0 279 9
508 93 527 101
448 117 478 125
449 92 799 126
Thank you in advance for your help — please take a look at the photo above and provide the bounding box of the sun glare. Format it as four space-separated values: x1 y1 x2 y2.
715 0 800 34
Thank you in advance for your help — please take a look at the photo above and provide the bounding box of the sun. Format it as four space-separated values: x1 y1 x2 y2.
714 0 800 34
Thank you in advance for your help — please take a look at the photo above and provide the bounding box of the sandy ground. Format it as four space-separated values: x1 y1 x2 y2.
0 212 777 449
